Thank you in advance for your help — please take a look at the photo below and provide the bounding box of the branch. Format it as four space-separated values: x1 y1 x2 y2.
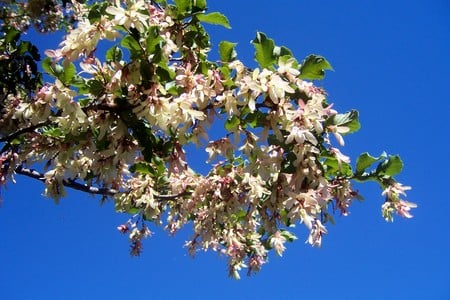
14 165 118 196
0 121 50 143
14 166 187 200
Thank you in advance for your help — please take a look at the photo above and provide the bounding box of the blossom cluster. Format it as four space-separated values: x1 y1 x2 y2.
0 0 416 278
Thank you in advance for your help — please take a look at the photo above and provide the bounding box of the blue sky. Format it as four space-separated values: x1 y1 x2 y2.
1 0 449 299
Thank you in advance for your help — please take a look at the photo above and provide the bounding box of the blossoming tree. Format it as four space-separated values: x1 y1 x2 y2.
0 0 416 278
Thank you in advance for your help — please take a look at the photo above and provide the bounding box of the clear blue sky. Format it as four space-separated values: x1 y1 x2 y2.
1 0 449 299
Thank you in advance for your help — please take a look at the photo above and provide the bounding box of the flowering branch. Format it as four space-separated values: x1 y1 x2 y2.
0 0 416 278
14 166 187 201
0 121 50 144
14 166 118 196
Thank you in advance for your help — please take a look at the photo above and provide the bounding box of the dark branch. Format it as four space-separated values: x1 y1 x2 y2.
15 165 118 196
14 166 188 200
0 121 50 143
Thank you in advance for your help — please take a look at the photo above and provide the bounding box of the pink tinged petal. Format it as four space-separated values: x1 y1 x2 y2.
333 131 345 146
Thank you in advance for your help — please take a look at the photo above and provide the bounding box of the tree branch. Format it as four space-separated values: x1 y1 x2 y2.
14 166 187 200
14 165 118 196
0 121 50 143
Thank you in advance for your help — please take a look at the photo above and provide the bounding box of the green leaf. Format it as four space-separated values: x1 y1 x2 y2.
356 152 386 174
280 230 297 242
252 32 276 68
87 79 104 96
121 35 141 52
299 54 333 80
376 155 403 177
325 110 361 134
192 0 207 12
219 41 237 62
42 127 65 138
42 57 63 78
60 61 76 85
225 115 240 131
88 2 107 23
273 45 293 57
4 27 20 44
71 75 86 88
156 63 176 82
127 207 140 214
196 12 231 29
174 0 191 15
322 157 353 177
245 111 266 128
78 98 92 107
146 26 163 54
106 45 122 62
130 162 154 175
18 41 40 60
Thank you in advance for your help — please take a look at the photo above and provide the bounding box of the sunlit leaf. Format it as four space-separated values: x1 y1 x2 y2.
252 32 276 68
376 155 403 177
299 54 333 80
196 12 231 29
325 110 361 134
356 152 386 174
219 41 237 62
106 45 122 62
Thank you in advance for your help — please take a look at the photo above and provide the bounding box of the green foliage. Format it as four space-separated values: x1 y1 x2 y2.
106 45 123 63
299 54 333 80
252 32 276 68
219 41 237 62
42 58 76 85
325 110 361 134
0 27 42 101
224 115 240 131
195 12 231 28
0 0 414 279
354 152 404 184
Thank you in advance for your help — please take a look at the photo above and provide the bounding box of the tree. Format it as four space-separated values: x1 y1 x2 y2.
0 0 416 278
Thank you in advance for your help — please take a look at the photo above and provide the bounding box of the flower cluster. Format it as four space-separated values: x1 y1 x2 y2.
0 0 416 278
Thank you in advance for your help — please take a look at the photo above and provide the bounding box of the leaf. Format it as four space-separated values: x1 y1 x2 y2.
88 2 107 23
252 32 276 68
42 57 63 78
356 152 386 174
192 0 207 12
322 157 353 177
225 115 240 131
71 75 86 88
106 45 122 62
174 0 191 15
273 45 293 57
130 162 154 175
376 155 403 177
87 79 104 96
78 98 92 107
121 35 141 52
299 54 333 80
42 127 65 138
218 41 237 62
60 61 76 85
4 27 20 44
280 230 297 242
325 110 361 134
196 12 231 29
156 63 176 82
146 26 163 54
245 111 266 128
88 7 101 22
